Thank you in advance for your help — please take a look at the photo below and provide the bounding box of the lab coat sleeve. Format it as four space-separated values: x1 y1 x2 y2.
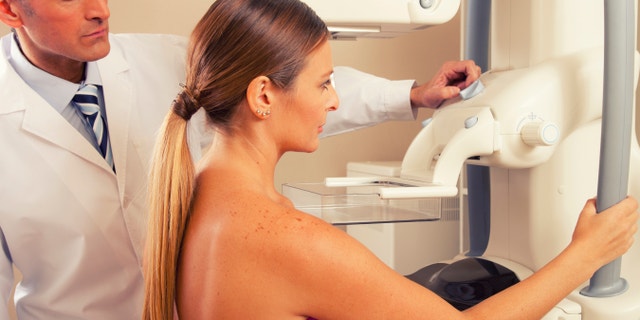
187 109 213 162
0 226 14 318
321 66 418 137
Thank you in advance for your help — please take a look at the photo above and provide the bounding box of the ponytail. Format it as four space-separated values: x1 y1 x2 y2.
142 91 198 320
141 0 330 317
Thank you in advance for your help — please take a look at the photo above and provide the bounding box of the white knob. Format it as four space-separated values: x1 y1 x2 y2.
520 121 559 146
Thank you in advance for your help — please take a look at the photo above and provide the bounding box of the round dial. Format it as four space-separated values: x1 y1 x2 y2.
520 121 559 146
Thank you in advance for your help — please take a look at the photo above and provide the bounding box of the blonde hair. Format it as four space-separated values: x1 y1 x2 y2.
142 104 194 320
142 0 328 318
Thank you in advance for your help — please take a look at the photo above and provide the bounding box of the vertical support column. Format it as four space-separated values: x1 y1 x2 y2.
580 0 635 297
463 0 492 257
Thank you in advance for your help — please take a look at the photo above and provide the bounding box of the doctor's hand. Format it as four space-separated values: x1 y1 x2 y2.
410 59 482 109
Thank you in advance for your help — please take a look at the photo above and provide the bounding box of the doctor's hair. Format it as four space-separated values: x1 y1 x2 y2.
142 0 329 319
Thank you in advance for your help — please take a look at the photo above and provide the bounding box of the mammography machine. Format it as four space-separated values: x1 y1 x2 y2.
290 0 640 318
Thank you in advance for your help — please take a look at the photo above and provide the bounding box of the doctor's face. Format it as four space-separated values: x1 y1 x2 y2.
3 0 110 81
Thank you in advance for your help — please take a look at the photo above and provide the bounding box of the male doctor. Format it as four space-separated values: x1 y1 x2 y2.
0 0 480 319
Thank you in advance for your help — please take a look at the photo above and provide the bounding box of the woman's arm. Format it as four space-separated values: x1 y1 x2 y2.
273 197 637 320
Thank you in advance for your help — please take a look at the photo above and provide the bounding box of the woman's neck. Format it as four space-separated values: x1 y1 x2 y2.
200 130 282 199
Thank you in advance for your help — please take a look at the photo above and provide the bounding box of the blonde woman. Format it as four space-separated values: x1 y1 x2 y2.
142 0 639 319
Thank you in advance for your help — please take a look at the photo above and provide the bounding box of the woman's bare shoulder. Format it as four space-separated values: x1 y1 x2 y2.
181 183 459 319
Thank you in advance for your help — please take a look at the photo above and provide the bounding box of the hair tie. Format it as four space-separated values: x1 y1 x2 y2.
173 84 199 121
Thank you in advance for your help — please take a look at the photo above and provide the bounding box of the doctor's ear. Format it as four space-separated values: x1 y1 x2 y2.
0 0 24 28
246 76 273 120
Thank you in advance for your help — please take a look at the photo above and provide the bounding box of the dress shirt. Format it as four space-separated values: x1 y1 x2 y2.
7 34 108 154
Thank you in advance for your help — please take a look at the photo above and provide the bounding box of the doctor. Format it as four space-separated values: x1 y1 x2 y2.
0 0 480 319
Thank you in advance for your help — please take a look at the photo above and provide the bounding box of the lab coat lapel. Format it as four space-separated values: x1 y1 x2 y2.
97 43 148 265
22 99 112 172
98 53 131 201
0 57 112 172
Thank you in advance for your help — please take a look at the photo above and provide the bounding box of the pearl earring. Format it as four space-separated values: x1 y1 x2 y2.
256 108 271 119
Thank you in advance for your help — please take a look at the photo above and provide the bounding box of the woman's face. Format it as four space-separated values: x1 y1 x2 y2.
276 40 339 153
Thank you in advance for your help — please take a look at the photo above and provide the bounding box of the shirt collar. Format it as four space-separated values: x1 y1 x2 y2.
8 33 103 112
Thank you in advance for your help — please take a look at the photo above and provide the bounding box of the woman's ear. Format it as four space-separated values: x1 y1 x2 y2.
0 0 24 28
246 76 273 120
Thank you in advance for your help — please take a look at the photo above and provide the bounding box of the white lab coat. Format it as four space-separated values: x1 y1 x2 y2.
0 33 199 319
0 33 416 319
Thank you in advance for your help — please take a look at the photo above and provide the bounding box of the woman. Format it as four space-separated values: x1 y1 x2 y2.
142 0 639 319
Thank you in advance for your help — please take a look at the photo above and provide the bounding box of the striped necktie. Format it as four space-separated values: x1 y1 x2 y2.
73 84 115 171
